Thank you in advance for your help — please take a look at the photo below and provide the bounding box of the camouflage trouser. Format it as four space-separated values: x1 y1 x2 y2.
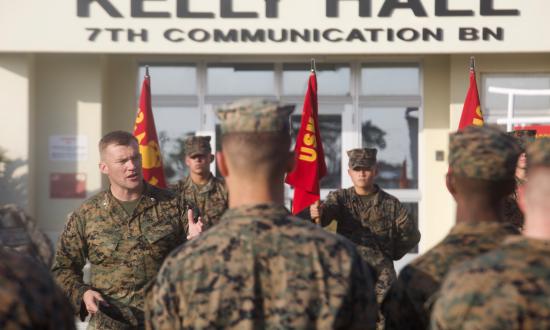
87 309 144 330
356 246 397 330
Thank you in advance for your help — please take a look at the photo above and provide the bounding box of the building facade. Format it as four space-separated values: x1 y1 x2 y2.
2 1 550 264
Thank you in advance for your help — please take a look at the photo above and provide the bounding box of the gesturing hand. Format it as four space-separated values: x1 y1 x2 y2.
83 289 108 315
187 208 204 240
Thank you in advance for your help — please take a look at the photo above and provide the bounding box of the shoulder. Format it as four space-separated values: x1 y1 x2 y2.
147 184 178 203
71 190 110 219
377 188 403 205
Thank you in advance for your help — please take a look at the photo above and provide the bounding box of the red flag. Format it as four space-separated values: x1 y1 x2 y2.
285 71 327 215
133 70 167 188
458 61 484 130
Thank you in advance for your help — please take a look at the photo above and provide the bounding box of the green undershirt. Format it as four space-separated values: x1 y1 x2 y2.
118 198 140 217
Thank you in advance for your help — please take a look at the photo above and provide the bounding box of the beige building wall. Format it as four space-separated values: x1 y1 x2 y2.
4 52 549 248
0 54 35 212
34 54 103 239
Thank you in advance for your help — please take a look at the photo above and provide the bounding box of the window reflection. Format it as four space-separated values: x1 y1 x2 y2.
207 64 275 95
361 107 419 189
361 65 420 95
138 65 197 95
283 63 350 96
153 107 202 183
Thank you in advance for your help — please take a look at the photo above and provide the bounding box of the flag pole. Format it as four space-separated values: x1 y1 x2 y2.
469 56 475 72
310 58 317 73
145 65 150 78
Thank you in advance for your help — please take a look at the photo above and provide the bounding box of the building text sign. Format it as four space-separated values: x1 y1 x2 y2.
0 0 546 54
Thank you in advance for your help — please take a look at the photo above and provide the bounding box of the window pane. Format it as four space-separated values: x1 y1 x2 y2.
482 75 550 124
291 114 342 189
361 107 419 189
207 64 275 95
361 65 420 95
154 107 202 183
283 63 350 96
138 65 196 95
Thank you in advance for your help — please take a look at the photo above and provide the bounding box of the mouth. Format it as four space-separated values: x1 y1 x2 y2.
127 173 139 181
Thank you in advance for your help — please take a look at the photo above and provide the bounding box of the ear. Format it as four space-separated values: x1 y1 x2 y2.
445 172 457 197
372 165 378 177
209 154 215 163
216 151 229 177
517 184 527 213
347 168 352 177
184 156 192 167
99 161 108 175
285 151 295 173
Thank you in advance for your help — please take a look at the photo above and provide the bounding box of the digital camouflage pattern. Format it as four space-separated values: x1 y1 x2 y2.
170 174 228 229
145 203 378 330
0 204 54 267
318 185 420 306
348 148 377 169
450 125 521 180
527 137 550 169
0 248 75 330
432 236 550 330
382 221 516 330
52 182 193 329
183 136 212 157
508 129 536 151
500 193 523 234
216 99 294 133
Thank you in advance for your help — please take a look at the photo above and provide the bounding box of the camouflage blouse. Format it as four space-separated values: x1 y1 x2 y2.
319 186 420 303
0 248 75 329
382 221 516 330
171 174 228 229
146 203 378 330
432 236 550 329
52 183 192 328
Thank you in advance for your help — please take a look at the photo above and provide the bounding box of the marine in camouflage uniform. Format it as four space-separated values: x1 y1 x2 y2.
382 125 522 330
312 149 420 309
146 99 378 330
500 129 536 233
0 204 54 267
0 247 75 330
170 136 228 229
52 131 198 330
432 137 550 330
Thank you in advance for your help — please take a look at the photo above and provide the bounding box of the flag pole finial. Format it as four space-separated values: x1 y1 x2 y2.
310 58 316 73
145 65 150 78
469 56 476 72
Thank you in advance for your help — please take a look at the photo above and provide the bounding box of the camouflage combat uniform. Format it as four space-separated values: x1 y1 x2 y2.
319 185 419 305
146 99 378 330
432 137 550 330
431 236 550 330
0 247 75 330
382 221 515 329
0 204 54 267
52 182 193 329
171 135 228 229
171 174 227 229
382 125 522 330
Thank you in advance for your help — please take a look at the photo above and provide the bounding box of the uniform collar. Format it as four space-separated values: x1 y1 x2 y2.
348 184 382 206
504 235 550 252
102 181 159 214
449 221 512 236
221 203 289 221
185 173 216 194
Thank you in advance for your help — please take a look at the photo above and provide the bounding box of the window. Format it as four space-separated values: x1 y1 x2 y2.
482 74 550 128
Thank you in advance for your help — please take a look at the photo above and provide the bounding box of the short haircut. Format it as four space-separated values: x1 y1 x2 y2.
99 131 138 155
221 132 291 176
452 175 515 202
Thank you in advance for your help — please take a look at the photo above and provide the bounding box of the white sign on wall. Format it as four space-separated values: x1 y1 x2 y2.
0 0 546 54
49 135 88 162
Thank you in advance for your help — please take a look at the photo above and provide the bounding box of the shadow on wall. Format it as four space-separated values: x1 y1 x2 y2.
0 157 28 208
